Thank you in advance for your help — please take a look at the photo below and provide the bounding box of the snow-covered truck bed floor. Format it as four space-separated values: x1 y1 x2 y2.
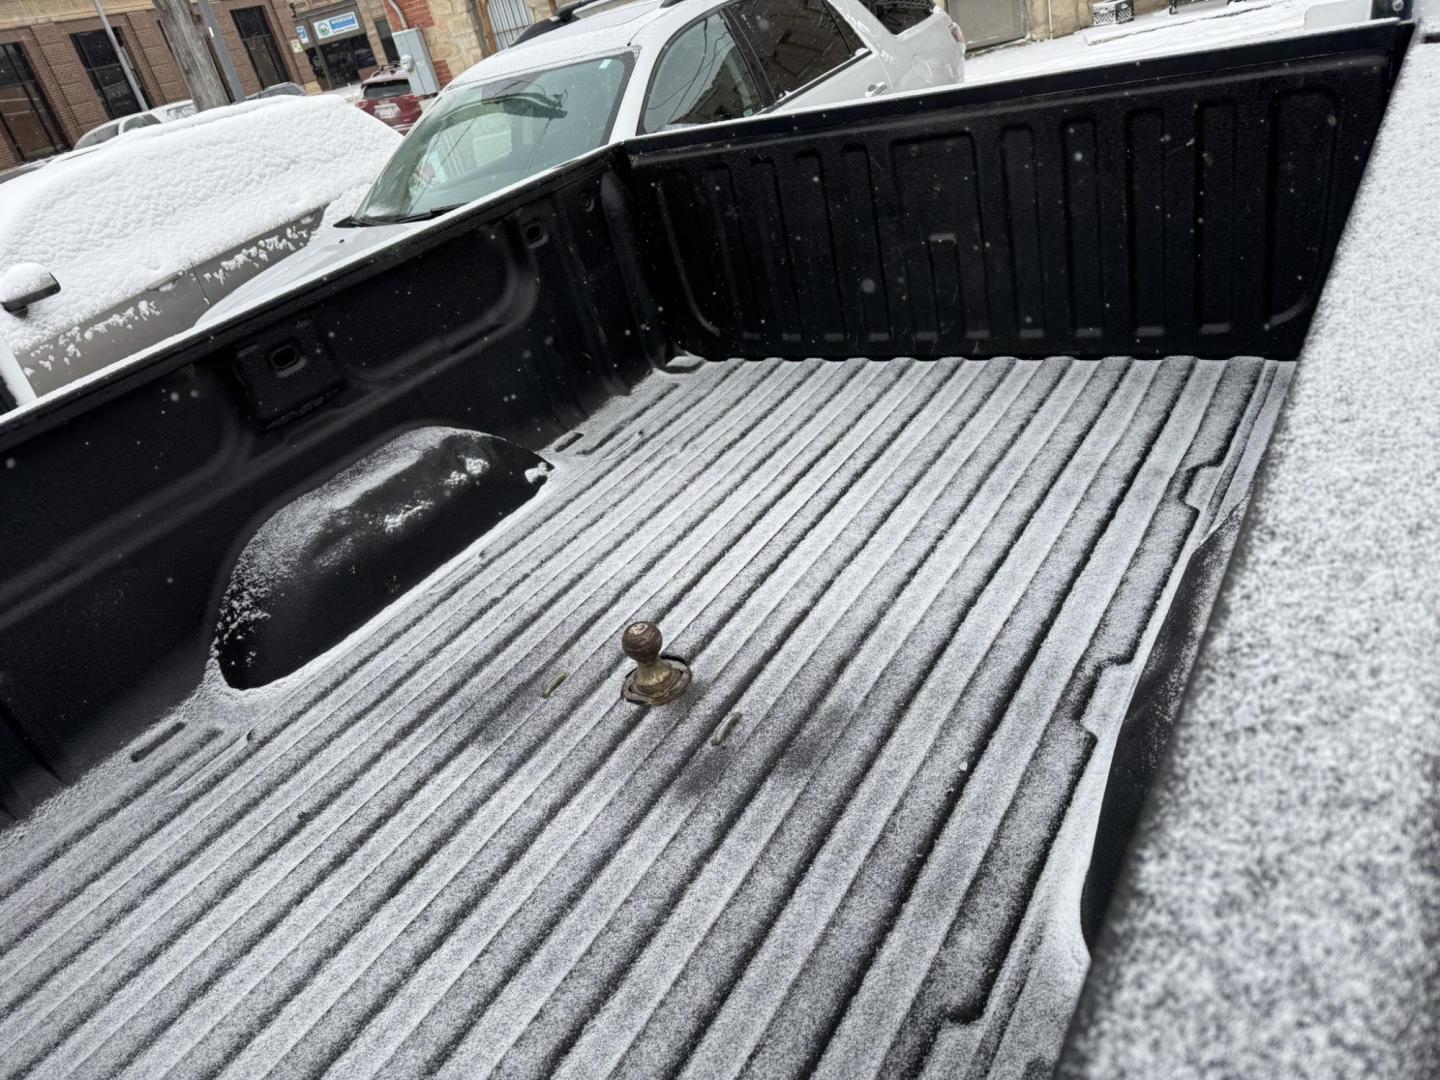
0 354 1288 1079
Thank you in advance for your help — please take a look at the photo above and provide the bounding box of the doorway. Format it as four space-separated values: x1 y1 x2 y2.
305 36 378 87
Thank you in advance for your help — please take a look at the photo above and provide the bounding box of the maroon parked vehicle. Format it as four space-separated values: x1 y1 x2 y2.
356 67 424 134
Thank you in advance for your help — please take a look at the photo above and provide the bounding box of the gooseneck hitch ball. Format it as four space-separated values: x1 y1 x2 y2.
620 621 691 706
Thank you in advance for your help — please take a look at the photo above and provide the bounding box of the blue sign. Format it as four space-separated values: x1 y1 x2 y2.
295 24 310 43
314 11 361 39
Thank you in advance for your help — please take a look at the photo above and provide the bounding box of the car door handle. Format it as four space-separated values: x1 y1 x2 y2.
866 82 888 97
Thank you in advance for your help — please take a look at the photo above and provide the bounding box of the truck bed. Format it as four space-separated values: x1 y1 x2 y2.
0 24 1411 1079
0 354 1286 1079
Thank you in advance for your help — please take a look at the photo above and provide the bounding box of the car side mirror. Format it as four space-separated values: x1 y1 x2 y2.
1 263 61 316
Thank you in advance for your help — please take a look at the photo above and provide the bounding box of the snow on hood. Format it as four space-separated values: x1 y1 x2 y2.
0 96 400 356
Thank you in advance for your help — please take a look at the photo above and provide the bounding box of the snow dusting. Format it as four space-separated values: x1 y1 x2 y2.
967 0 1376 86
0 353 1284 1079
1063 41 1440 1080
0 10 1420 1077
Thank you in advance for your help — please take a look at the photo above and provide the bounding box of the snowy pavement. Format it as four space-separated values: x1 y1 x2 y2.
966 0 1376 84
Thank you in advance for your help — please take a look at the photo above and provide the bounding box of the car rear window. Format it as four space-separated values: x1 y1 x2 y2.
364 81 411 100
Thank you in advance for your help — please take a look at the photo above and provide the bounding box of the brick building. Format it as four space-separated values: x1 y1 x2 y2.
0 0 557 169
0 0 317 167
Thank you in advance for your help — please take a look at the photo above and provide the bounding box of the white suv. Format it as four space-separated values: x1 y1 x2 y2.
204 0 964 318
354 0 964 224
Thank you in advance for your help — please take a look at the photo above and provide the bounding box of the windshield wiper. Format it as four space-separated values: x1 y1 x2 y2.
352 204 464 226
483 90 567 119
390 205 466 224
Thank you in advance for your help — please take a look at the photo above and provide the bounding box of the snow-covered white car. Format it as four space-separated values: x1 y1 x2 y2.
204 0 965 321
0 95 399 402
72 99 198 149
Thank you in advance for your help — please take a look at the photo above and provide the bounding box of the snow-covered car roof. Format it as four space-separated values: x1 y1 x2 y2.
0 96 399 360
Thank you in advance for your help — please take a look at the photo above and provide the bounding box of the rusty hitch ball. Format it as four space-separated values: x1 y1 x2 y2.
621 621 691 706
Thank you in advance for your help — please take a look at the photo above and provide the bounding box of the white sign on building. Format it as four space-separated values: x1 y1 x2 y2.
314 11 361 39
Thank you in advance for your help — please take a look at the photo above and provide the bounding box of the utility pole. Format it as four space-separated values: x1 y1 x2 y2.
151 0 229 111
194 0 246 101
91 0 149 110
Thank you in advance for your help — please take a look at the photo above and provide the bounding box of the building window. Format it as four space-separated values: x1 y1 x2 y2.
71 28 143 119
374 17 400 65
233 7 288 89
0 42 69 161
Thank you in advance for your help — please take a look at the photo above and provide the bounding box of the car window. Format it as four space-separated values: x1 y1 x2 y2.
364 81 410 100
642 10 768 134
355 53 633 224
122 114 160 132
859 0 934 33
731 0 864 100
163 102 197 119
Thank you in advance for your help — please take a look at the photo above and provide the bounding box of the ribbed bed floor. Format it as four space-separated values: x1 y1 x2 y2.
0 355 1289 1080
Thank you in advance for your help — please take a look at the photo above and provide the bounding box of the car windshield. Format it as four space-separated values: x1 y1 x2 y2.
353 53 632 225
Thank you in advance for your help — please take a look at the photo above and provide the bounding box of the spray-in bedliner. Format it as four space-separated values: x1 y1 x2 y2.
0 354 1287 1079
